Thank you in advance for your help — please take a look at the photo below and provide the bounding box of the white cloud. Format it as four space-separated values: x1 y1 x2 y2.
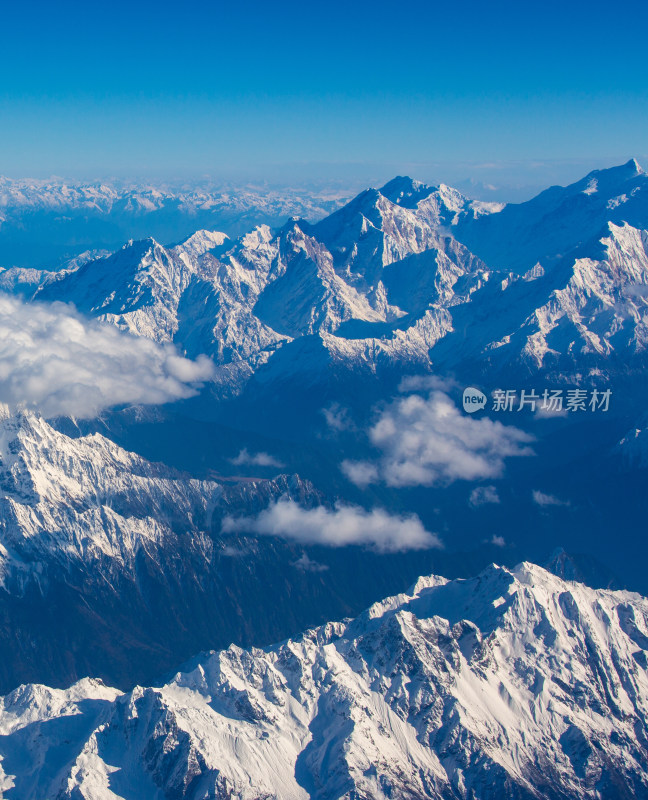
220 545 248 557
343 389 533 488
230 448 284 468
623 284 648 299
532 490 570 507
470 485 500 507
322 403 355 433
222 498 442 553
340 459 379 488
490 534 506 547
0 294 214 418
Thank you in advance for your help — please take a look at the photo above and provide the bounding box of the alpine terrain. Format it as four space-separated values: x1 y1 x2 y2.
0 161 646 798
0 563 646 799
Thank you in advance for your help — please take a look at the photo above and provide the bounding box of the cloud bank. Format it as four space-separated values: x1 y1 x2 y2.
340 459 379 488
0 294 214 418
222 498 441 553
344 389 533 488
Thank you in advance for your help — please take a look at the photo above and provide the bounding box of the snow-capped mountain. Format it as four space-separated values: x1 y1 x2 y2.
4 160 647 397
0 177 351 269
1 562 646 799
0 408 335 691
0 177 348 222
1 161 648 694
0 409 472 695
0 165 646 799
509 221 648 368
456 158 648 273
431 219 648 376
0 407 221 584
33 232 230 343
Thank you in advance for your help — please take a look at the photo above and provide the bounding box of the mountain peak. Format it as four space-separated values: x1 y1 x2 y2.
2 561 647 799
379 175 435 208
624 157 644 175
580 158 645 191
173 229 229 258
120 236 164 256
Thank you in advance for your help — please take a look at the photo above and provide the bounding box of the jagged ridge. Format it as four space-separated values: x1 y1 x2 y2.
0 562 646 799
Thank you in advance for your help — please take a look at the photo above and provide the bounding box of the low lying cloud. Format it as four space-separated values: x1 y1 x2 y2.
343 389 533 488
0 294 214 418
230 448 284 468
623 284 648 299
535 404 568 419
322 403 355 434
470 485 501 507
220 545 249 557
292 553 329 572
222 498 441 553
532 490 570 507
340 459 379 488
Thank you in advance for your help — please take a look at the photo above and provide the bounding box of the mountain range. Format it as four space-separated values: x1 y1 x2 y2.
3 159 646 404
0 562 646 799
0 161 647 797
0 177 350 269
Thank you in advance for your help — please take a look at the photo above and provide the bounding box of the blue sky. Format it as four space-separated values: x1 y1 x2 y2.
0 0 646 190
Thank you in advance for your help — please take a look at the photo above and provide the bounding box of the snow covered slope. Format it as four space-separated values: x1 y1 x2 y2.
4 162 646 395
0 562 646 799
0 182 488 391
430 220 648 375
456 158 648 272
0 409 333 691
0 407 221 587
20 229 290 379
506 221 648 368
32 233 229 342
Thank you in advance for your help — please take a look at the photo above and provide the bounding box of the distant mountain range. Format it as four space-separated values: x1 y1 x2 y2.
0 177 351 268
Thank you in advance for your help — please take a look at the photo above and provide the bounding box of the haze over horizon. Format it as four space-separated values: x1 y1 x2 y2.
0 0 646 199
2 157 646 205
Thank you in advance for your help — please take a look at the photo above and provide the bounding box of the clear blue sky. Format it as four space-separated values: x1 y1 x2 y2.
1 0 646 188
